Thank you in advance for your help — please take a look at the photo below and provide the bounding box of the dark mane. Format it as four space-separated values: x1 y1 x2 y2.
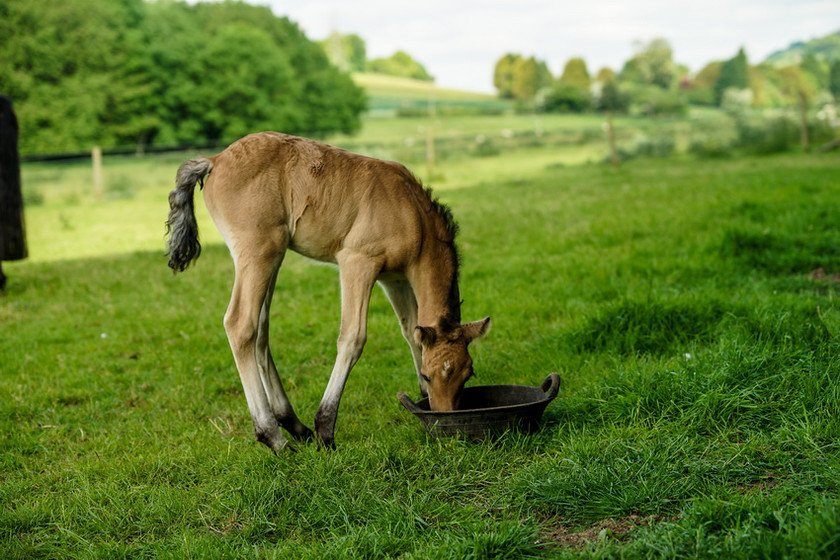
392 163 463 326
422 185 463 326
424 186 460 242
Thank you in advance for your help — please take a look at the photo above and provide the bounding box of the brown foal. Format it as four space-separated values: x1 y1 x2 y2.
166 132 489 451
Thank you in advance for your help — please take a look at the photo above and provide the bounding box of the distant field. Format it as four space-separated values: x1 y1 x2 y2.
15 105 741 264
352 72 511 115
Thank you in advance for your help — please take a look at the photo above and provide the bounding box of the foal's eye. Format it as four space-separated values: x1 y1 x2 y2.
421 374 431 383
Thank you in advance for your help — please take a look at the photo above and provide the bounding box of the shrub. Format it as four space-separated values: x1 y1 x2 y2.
689 136 733 159
735 117 797 155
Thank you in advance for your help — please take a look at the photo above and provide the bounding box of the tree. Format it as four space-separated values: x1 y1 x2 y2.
620 38 676 89
0 0 153 152
368 51 433 81
776 65 815 151
686 62 721 106
830 60 840 100
596 81 630 166
714 47 750 106
559 58 591 90
512 57 539 102
543 84 591 113
0 0 366 153
800 53 828 91
543 57 593 114
595 67 617 84
494 54 551 103
197 24 299 141
320 31 367 73
494 54 520 99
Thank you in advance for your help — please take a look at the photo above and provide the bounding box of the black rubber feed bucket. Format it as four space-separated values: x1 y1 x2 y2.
397 373 560 440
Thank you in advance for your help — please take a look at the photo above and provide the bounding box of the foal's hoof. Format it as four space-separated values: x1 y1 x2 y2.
315 431 336 450
293 425 315 442
318 438 336 451
256 430 295 454
276 440 299 454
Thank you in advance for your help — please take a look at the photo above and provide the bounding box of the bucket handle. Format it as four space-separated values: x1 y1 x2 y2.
397 392 421 413
541 372 561 401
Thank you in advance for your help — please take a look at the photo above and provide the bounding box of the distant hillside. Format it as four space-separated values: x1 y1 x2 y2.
765 29 840 65
352 73 511 116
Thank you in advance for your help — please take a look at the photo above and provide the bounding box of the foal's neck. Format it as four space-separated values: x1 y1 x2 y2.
412 241 461 328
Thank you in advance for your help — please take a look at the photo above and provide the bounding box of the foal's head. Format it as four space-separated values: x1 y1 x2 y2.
414 317 491 411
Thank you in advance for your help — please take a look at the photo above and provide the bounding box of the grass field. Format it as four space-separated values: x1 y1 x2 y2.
3 129 840 556
351 73 510 116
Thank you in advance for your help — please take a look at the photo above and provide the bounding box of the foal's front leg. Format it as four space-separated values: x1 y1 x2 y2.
314 252 380 448
380 278 426 397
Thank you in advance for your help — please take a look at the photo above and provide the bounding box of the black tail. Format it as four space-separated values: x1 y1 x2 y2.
165 157 213 272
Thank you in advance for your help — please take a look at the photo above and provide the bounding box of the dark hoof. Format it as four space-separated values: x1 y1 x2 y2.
294 425 315 442
317 437 336 451
273 440 298 454
255 428 293 454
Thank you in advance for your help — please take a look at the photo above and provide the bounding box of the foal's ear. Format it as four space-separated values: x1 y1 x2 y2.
414 325 437 347
463 317 491 343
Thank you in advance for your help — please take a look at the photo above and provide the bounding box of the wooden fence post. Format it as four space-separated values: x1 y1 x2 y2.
92 146 103 201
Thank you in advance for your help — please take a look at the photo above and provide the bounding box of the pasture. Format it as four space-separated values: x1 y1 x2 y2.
2 130 840 556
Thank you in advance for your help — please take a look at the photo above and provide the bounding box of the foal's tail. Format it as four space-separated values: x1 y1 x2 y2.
166 157 214 273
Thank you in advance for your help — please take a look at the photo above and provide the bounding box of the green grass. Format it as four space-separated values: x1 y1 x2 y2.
3 141 840 557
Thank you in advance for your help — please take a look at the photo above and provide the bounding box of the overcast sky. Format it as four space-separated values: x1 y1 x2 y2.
260 0 839 93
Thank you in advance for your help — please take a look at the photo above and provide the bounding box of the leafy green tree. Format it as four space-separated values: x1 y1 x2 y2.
597 81 630 113
685 62 720 106
494 54 520 99
776 65 815 103
830 60 840 100
774 65 814 151
198 25 299 141
620 39 676 89
535 60 554 91
595 67 617 84
544 57 593 113
559 58 591 90
494 54 551 103
0 0 365 154
0 0 152 153
543 83 591 113
368 51 433 81
596 81 630 166
800 53 828 91
714 48 750 105
321 32 367 73
513 57 539 101
186 1 366 136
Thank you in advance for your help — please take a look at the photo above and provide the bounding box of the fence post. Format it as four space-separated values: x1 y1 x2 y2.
92 146 103 201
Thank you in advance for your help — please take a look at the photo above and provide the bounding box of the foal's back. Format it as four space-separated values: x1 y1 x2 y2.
202 132 432 270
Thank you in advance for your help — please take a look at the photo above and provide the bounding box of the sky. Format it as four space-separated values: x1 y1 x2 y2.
260 0 840 93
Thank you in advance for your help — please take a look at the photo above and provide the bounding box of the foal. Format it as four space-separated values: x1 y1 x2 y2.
166 132 490 451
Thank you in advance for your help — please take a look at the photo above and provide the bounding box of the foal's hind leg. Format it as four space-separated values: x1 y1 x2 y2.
224 233 299 452
256 269 313 442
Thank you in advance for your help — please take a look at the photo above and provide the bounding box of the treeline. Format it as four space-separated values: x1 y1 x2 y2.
494 36 840 116
0 0 367 155
319 32 434 81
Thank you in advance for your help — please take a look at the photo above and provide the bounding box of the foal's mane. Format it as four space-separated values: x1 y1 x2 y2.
412 177 463 326
423 185 460 245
